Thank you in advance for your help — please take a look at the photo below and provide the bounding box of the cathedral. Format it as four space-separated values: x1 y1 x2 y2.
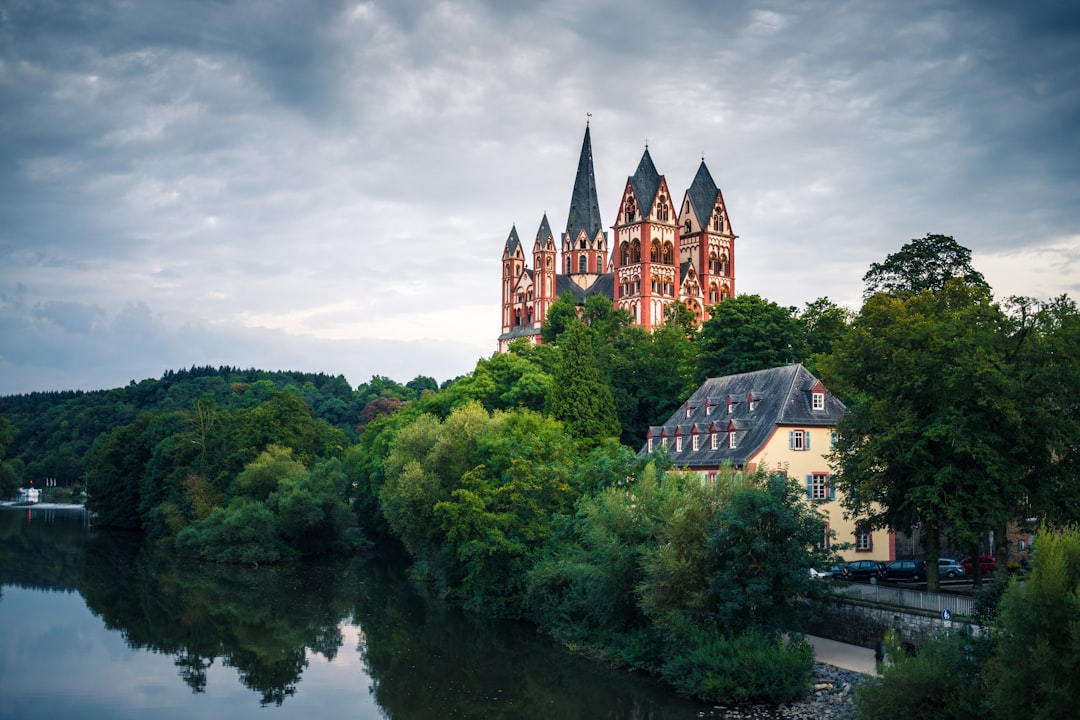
499 125 737 352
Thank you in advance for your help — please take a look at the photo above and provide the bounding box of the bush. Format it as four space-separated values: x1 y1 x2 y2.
660 628 813 704
854 630 992 720
175 498 284 563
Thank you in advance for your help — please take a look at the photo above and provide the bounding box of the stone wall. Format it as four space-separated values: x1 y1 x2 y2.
806 597 974 651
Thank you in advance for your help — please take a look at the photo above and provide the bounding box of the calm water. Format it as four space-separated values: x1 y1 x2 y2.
0 506 710 720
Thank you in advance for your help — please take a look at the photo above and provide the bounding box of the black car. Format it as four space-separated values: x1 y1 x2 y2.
884 559 927 581
845 560 886 584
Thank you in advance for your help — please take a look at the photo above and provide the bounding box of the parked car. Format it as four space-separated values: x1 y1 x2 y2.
884 559 927 581
809 567 829 579
937 558 966 578
845 560 886 584
827 564 851 580
961 555 996 575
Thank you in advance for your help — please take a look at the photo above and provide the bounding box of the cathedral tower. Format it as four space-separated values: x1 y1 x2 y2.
612 148 680 330
562 124 608 283
678 161 736 324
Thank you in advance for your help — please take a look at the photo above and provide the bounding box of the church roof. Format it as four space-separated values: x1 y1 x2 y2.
686 160 719 228
630 148 663 214
504 225 522 254
555 272 615 303
536 214 554 246
565 125 604 242
641 364 847 467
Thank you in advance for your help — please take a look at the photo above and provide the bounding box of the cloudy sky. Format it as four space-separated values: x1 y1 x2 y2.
2 0 1078 395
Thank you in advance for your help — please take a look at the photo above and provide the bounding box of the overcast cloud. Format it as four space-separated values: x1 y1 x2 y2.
2 0 1078 395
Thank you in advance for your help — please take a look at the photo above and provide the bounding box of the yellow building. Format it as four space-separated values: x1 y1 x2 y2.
642 363 892 562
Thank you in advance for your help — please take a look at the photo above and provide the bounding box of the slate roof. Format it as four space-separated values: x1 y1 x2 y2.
555 272 614 302
536 214 555 246
686 161 719 228
629 148 662 214
641 364 847 468
503 225 522 255
565 125 604 242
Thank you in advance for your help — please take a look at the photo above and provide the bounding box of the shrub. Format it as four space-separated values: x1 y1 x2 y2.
854 630 992 720
660 628 813 704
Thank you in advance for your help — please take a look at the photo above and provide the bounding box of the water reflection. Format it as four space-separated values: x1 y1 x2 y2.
0 507 708 719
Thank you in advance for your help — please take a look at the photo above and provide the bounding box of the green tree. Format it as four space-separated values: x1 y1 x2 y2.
548 321 620 447
0 416 18 498
862 233 988 298
798 297 852 374
822 279 1029 589
697 294 806 382
540 292 580 344
984 528 1080 719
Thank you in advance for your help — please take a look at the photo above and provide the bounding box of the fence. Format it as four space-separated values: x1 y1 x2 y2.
833 582 975 617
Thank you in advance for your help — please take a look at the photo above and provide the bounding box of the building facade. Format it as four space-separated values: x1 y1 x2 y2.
499 125 737 352
641 363 894 563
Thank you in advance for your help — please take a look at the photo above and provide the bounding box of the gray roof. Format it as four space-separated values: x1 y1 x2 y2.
536 214 554 247
498 325 542 343
641 364 847 468
504 225 522 255
555 272 614 303
565 125 604 242
686 161 719 228
629 148 662 215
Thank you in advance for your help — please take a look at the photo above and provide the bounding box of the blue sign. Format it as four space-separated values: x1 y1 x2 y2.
941 608 953 621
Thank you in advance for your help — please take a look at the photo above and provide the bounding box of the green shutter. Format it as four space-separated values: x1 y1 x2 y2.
806 431 811 451
806 474 813 500
789 431 795 450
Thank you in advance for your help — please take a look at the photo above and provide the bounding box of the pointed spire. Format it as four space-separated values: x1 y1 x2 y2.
687 160 720 229
504 225 522 254
630 148 662 216
565 125 604 242
536 214 554 246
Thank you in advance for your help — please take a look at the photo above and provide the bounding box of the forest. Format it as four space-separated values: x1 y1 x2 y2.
2 234 1079 709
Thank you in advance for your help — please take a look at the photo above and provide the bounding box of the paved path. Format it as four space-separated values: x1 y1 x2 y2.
807 634 879 676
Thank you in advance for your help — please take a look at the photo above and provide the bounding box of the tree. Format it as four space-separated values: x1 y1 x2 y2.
548 321 620 447
862 233 988 298
798 297 853 365
697 294 806 382
821 280 1028 590
0 416 18 498
540 292 580 344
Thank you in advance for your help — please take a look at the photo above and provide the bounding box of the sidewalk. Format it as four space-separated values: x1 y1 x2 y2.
806 634 879 676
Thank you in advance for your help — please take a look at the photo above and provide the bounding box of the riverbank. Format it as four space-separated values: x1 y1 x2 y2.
701 663 871 719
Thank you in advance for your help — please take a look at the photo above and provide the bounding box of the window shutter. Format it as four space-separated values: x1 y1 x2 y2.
806 474 813 500
806 431 811 451
829 476 836 501
789 431 795 450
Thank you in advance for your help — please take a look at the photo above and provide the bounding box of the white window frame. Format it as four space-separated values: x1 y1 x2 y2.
792 429 807 451
855 530 872 552
728 432 737 449
811 472 829 501
692 434 699 451
710 432 718 450
675 436 682 452
812 392 825 410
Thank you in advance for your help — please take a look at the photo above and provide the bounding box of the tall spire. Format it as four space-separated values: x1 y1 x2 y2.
630 148 662 215
565 125 604 242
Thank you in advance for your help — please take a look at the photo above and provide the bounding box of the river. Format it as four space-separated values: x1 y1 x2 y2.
0 505 716 719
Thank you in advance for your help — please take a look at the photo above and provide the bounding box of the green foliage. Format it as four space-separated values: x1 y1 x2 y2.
234 444 307 502
862 233 988 298
821 275 1036 588
854 630 993 720
707 473 834 632
540 292 580 344
661 628 813 705
549 321 620 447
697 294 806 381
175 497 284 564
984 528 1080 719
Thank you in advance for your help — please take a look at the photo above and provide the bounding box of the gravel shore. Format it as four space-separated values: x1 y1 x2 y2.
696 663 873 719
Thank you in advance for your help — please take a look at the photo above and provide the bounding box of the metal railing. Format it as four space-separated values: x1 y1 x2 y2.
833 582 975 617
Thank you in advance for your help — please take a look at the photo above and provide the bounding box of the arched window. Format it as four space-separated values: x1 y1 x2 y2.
709 283 719 303
662 243 674 265
565 257 571 274
579 256 587 273
650 241 661 262
631 239 641 263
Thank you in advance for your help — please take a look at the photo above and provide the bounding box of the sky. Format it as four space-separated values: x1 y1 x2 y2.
2 0 1079 395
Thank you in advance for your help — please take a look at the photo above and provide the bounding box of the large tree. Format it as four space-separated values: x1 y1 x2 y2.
697 294 806 382
823 281 1026 589
548 320 620 447
862 233 988 298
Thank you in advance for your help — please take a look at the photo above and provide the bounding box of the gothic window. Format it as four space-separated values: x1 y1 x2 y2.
685 220 691 233
579 239 586 249
565 257 571 274
709 283 718 303
662 243 674 265
579 256 587 273
620 243 629 265
650 241 660 262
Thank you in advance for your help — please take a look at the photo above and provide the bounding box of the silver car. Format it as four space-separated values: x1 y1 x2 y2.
938 558 967 578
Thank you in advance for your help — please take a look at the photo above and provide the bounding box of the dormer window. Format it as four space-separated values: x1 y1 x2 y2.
675 435 683 452
710 430 718 450
748 393 757 412
692 433 699 451
812 391 825 411
685 402 692 418
705 399 712 416
727 396 734 414
728 431 737 449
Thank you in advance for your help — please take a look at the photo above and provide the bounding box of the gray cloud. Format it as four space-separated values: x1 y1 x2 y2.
1 0 1078 394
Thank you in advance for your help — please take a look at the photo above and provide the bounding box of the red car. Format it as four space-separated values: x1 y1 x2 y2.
961 555 996 575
